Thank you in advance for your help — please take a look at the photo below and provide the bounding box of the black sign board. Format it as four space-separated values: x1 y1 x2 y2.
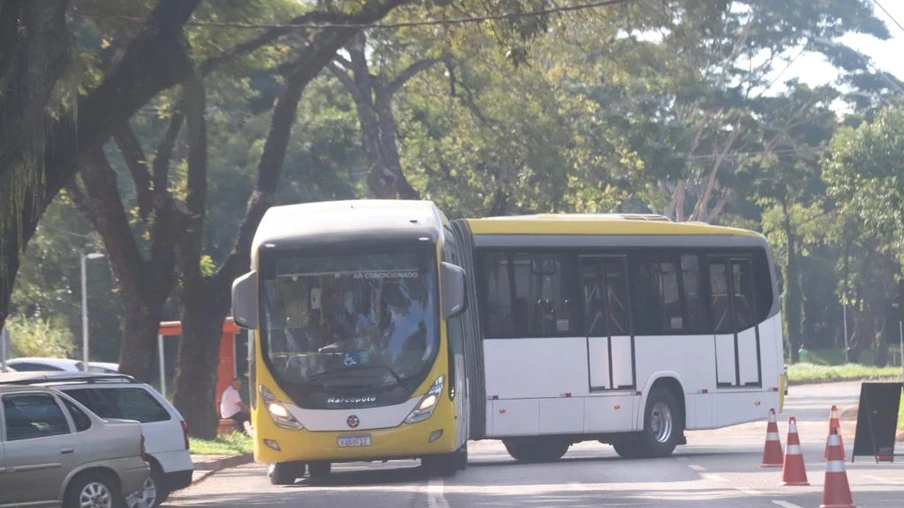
852 382 903 463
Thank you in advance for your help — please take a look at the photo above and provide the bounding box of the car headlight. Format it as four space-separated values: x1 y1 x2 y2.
260 385 304 430
405 376 444 424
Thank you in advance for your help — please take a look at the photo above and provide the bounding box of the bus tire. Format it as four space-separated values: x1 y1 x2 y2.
637 386 683 458
503 437 570 463
456 443 469 470
268 462 302 485
308 461 332 479
612 435 644 459
423 453 459 477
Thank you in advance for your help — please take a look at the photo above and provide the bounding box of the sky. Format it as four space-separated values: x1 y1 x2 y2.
786 0 904 89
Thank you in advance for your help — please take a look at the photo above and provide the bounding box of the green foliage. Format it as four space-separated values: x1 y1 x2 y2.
825 106 904 264
4 313 76 359
786 363 902 384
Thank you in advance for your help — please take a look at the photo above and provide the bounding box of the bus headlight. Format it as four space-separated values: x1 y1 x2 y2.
260 385 304 430
405 376 444 424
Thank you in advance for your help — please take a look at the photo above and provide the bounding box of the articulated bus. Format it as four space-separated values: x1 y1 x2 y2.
232 200 786 482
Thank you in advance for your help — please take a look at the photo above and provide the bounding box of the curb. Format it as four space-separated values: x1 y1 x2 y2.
191 453 254 485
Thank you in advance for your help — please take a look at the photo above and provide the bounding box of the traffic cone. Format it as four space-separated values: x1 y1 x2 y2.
761 408 784 467
781 416 809 486
821 427 856 508
824 405 847 461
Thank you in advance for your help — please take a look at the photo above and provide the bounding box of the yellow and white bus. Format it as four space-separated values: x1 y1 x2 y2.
231 200 473 483
450 213 786 461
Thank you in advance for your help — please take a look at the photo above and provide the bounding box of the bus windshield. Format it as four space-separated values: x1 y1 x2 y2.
260 249 438 396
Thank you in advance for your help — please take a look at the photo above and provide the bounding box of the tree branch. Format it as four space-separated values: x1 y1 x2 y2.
327 61 363 101
79 148 148 298
382 57 441 97
113 124 153 219
152 112 184 204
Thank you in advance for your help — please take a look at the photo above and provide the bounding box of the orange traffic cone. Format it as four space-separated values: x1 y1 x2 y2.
821 427 856 507
781 416 810 486
824 405 847 461
761 408 784 467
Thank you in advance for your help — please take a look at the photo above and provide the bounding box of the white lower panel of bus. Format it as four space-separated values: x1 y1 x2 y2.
283 397 421 432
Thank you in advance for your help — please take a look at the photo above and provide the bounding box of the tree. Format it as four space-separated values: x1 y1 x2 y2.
824 106 904 365
1 0 202 335
171 0 411 438
4 313 76 359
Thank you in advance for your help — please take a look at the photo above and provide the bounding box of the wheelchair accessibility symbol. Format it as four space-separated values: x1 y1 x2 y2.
344 353 357 367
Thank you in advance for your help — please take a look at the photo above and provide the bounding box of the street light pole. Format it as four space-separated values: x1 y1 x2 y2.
81 252 105 372
842 303 849 363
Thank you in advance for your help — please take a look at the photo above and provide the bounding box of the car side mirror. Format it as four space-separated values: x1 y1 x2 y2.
232 271 259 329
441 262 467 320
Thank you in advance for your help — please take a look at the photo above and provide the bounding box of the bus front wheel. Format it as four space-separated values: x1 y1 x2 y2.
423 452 459 477
503 437 570 463
268 462 304 485
308 461 332 479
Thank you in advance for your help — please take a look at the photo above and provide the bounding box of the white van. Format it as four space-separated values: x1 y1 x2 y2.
0 372 192 508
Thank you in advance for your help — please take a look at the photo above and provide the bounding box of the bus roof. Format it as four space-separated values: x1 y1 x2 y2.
251 200 447 261
463 214 762 238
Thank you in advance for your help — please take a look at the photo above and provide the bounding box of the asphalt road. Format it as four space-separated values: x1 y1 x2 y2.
165 381 903 508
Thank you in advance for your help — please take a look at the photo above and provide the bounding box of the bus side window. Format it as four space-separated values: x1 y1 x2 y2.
482 252 515 338
681 255 706 332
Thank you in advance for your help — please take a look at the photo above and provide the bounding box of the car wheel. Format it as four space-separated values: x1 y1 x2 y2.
127 465 166 508
268 462 302 485
65 471 125 508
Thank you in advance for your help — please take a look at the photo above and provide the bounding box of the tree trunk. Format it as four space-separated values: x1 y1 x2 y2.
172 278 230 440
118 297 166 382
781 200 804 362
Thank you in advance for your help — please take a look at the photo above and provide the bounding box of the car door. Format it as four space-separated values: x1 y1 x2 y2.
1 392 78 506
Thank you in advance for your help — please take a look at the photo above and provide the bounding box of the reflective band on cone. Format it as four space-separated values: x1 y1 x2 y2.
781 416 809 486
761 408 784 468
825 405 847 461
821 428 856 508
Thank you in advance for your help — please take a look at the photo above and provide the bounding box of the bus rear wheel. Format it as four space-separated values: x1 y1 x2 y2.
503 437 570 463
268 462 304 485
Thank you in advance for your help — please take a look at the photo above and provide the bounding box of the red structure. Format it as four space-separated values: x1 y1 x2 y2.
158 318 242 411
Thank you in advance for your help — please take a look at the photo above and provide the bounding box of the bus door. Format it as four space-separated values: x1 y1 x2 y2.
580 256 635 391
707 256 761 388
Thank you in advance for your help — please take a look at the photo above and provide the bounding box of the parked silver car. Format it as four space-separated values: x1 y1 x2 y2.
0 385 149 508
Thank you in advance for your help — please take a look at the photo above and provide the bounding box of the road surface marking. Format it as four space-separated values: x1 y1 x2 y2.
688 464 706 472
771 501 804 508
427 479 450 508
865 474 901 485
738 489 760 496
702 473 729 483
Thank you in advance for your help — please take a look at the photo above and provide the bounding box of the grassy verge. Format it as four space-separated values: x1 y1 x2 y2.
189 433 253 456
787 363 902 384
899 392 903 432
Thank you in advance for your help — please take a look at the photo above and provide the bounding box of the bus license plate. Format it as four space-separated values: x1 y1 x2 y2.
338 435 371 448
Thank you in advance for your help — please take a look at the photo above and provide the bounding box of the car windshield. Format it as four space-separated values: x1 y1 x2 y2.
260 249 438 392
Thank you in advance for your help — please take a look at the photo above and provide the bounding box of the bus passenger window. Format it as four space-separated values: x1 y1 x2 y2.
480 252 578 338
732 261 755 331
681 255 706 332
483 253 515 338
632 259 682 334
709 263 732 334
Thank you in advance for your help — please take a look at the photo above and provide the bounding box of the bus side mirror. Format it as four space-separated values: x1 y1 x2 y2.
441 262 467 320
232 271 259 329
